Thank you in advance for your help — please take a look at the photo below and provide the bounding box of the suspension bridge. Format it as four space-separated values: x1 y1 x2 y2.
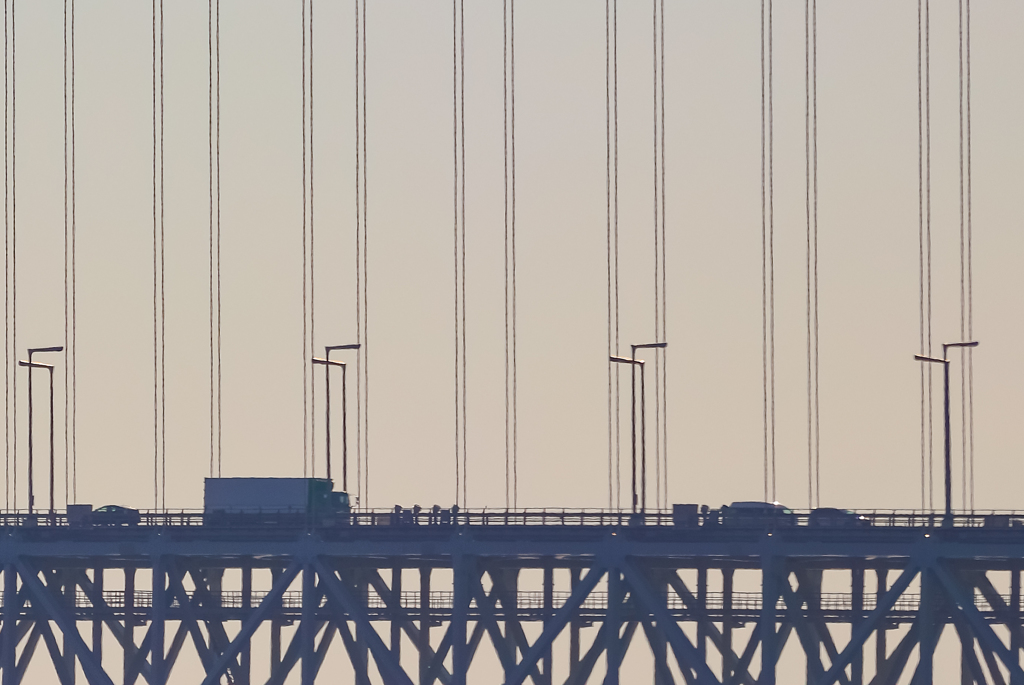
0 0 1019 683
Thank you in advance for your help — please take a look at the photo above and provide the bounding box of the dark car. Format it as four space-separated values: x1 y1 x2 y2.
92 505 140 526
808 507 871 528
721 501 795 528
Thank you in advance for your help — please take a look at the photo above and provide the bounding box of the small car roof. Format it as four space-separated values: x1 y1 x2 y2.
728 501 789 510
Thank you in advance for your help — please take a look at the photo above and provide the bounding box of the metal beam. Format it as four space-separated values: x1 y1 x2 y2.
817 563 920 685
470 570 516 674
639 613 679 685
165 565 215 674
365 570 454 684
37 615 75 685
199 561 301 685
664 574 755 685
621 560 719 685
933 562 1024 685
15 561 113 685
505 564 606 685
865 620 920 685
3 565 17 685
563 622 609 685
315 559 414 685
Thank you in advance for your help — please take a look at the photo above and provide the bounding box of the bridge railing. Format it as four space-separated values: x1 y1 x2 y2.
0 587 1008 616
0 508 1021 529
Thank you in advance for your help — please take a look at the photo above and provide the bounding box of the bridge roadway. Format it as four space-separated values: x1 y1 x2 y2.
1 508 1023 684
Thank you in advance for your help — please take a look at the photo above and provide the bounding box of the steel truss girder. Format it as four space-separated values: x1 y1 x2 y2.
0 538 1022 683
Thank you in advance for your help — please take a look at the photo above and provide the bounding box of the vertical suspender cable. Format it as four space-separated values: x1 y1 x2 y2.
812 0 820 508
659 0 667 509
159 0 165 511
917 0 926 510
761 0 775 502
4 0 8 510
504 0 509 510
651 0 670 510
359 0 369 506
148 0 167 510
208 0 215 480
958 0 966 511
959 0 976 512
70 0 76 503
965 0 974 511
925 0 933 510
805 0 812 510
613 0 620 510
351 0 369 506
10 0 15 512
353 0 362 505
805 0 820 508
651 0 660 510
768 0 775 504
151 0 158 510
761 0 767 503
63 0 69 507
309 0 316 478
503 0 517 510
451 0 460 507
460 0 467 508
605 0 613 510
449 0 467 508
510 0 517 510
215 0 221 478
300 0 309 479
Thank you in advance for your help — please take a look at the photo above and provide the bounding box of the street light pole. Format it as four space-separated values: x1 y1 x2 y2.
315 343 359 491
19 346 63 515
631 343 667 512
915 340 978 525
610 356 643 512
611 341 667 514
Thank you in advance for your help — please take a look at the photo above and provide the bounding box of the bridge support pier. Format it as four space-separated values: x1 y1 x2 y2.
270 566 283 680
3 564 15 685
240 565 252 685
876 568 887 679
124 566 135 685
722 567 733 684
419 567 431 685
542 563 553 685
852 565 864 685
92 568 103 664
569 567 580 681
1013 564 1021 666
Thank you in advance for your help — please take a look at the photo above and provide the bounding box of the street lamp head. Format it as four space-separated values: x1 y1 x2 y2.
914 354 946 364
312 357 347 368
27 346 63 355
610 355 643 366
18 360 54 371
325 343 361 352
631 342 667 352
943 340 979 350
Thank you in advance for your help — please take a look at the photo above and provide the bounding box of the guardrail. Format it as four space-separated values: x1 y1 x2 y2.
0 587 1009 617
0 508 1021 529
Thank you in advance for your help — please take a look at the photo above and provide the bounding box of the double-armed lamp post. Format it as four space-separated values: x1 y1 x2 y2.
19 346 64 515
610 341 667 513
914 340 978 525
312 343 360 490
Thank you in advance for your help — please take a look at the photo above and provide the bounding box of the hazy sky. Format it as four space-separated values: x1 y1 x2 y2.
3 0 1023 513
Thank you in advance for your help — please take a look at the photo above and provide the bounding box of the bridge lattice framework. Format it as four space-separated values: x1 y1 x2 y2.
0 513 1022 684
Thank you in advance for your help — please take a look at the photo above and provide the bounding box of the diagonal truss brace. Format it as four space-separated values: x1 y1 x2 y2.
315 558 414 685
16 560 114 685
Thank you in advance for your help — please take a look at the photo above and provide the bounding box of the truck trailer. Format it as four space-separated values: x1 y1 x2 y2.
204 478 350 525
